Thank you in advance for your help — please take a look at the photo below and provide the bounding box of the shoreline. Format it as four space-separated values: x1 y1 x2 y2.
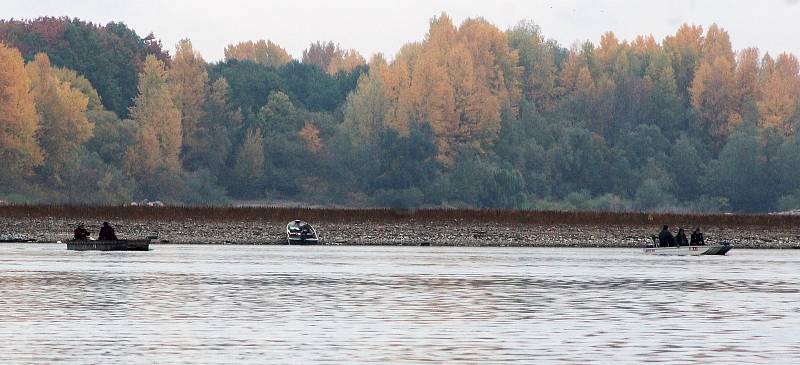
2 215 798 249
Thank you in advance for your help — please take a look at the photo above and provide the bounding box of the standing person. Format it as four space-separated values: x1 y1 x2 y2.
658 225 675 247
98 222 118 241
676 228 688 246
690 228 705 245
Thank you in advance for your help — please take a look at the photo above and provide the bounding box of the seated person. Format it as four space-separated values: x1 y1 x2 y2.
73 224 90 240
98 222 118 241
658 225 675 247
690 228 705 245
675 228 688 246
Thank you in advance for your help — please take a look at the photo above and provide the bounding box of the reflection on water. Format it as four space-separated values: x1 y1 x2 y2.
0 245 798 364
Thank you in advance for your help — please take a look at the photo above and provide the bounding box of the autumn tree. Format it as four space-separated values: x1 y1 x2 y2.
327 49 366 74
26 53 93 184
298 121 322 152
231 128 265 195
224 40 291 67
0 17 170 117
735 47 761 122
53 67 103 111
341 55 391 144
168 39 208 168
0 43 42 182
687 26 736 140
302 41 340 71
382 44 419 134
701 24 735 66
663 24 704 102
124 55 182 192
691 56 738 140
387 13 520 165
758 53 800 134
507 20 558 115
642 50 683 135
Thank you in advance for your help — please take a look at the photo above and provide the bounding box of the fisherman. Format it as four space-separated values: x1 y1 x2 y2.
675 228 689 246
73 224 90 240
658 225 675 247
98 222 118 241
690 228 705 245
299 221 312 238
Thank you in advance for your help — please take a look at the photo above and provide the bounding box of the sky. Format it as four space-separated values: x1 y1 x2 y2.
4 0 799 62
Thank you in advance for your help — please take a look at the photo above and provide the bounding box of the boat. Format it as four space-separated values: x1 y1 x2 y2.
643 242 733 256
286 220 319 245
66 235 156 251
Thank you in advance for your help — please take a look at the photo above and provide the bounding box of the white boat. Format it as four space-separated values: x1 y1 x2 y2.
286 220 319 245
643 242 732 256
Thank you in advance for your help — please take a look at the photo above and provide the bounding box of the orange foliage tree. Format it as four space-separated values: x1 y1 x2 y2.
0 43 42 181
758 53 800 134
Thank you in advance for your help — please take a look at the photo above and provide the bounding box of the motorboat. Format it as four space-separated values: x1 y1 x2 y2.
66 239 151 251
66 234 157 251
286 220 319 245
643 241 732 256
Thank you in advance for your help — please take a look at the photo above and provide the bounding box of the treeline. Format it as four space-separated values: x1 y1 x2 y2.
1 15 799 212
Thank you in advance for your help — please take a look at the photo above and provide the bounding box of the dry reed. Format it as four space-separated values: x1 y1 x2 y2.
1 204 798 228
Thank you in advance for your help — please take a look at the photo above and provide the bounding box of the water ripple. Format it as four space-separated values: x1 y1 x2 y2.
0 244 797 364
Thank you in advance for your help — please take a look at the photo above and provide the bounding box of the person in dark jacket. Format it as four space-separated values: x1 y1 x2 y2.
73 224 90 240
676 228 689 246
658 225 675 247
690 228 705 245
98 222 118 241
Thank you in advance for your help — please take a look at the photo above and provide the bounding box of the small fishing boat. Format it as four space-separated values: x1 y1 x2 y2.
643 242 732 256
286 220 319 245
66 235 156 251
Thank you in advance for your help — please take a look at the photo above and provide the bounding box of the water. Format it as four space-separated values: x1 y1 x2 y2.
0 244 798 364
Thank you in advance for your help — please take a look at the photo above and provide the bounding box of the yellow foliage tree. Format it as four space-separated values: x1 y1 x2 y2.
691 56 739 140
169 39 208 168
224 40 291 67
26 53 93 184
341 55 391 144
663 24 704 99
0 43 42 180
735 47 760 119
124 55 183 185
53 67 103 111
327 49 366 75
758 53 800 134
380 13 520 165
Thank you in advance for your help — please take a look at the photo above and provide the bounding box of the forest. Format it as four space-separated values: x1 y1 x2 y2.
1 15 799 212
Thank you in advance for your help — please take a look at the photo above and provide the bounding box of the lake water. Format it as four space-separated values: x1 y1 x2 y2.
0 244 798 364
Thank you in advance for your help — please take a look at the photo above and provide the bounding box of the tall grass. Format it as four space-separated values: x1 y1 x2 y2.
1 204 798 228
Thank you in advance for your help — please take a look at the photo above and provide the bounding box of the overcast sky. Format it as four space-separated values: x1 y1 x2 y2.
5 0 799 62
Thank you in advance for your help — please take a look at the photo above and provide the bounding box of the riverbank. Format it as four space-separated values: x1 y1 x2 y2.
1 206 798 248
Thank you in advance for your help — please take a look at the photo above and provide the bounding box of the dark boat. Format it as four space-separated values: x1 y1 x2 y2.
66 236 156 251
286 220 319 245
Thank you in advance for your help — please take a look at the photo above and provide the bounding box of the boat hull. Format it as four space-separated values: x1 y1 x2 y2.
66 239 150 251
287 238 319 245
643 244 732 256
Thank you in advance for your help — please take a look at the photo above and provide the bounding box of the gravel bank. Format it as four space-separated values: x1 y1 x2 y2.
1 217 798 248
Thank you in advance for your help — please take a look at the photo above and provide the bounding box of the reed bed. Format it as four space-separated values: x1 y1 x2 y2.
1 204 798 228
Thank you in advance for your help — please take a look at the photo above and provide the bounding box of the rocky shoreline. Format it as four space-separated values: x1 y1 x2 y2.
1 216 799 248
